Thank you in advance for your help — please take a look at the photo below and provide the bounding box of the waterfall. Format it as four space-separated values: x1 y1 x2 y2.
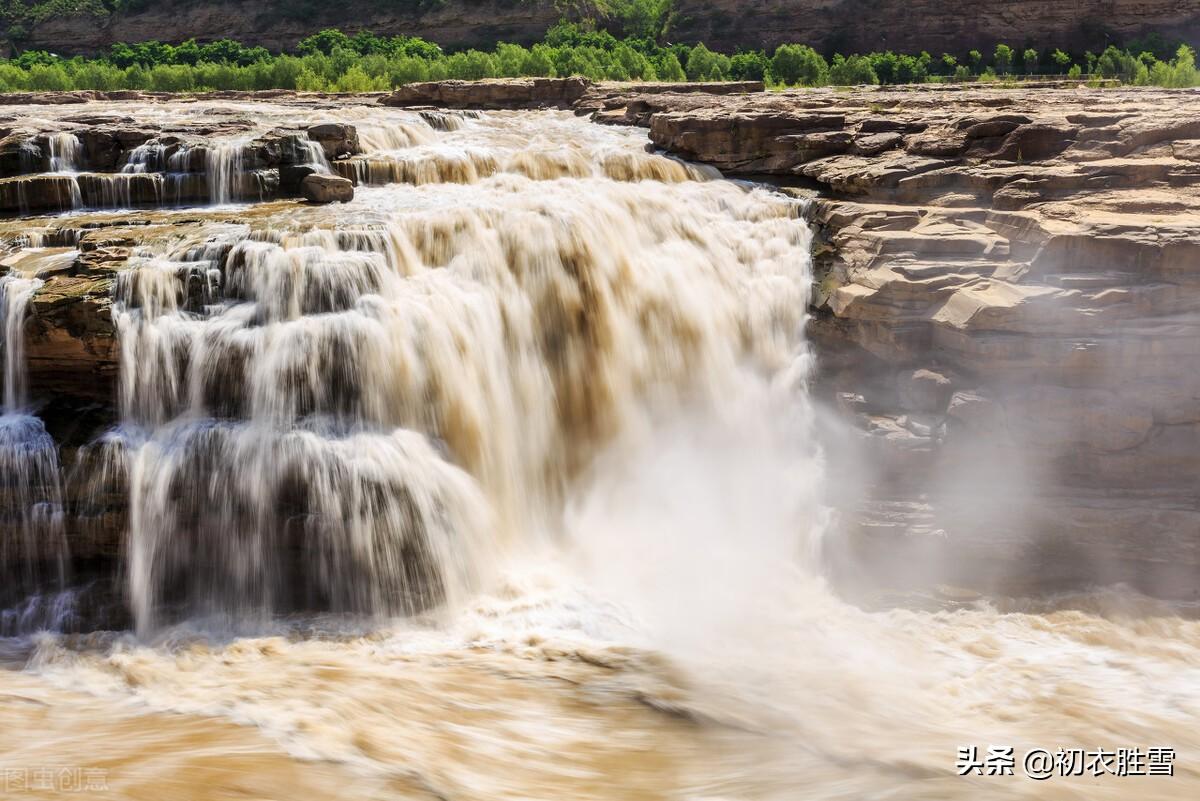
121 142 167 174
5 102 1200 801
0 272 67 597
45 133 82 174
43 133 84 210
1 274 40 413
205 143 245 205
300 139 332 173
82 130 812 633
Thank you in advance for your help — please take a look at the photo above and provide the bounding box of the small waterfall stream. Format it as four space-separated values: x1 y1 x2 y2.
0 268 68 627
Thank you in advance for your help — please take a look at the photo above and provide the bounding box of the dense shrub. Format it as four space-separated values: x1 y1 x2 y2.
827 54 878 86
729 50 768 81
0 23 1194 92
768 44 826 86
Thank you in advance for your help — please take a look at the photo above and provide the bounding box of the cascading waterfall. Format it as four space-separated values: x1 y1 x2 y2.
43 132 84 210
300 139 332 173
1 274 39 412
0 270 68 618
121 142 167 174
45 133 82 173
205 143 246 205
4 102 1200 801
76 125 811 634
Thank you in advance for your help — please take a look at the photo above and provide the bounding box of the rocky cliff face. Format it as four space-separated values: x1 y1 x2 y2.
588 84 1200 599
10 1 562 55
670 1 1200 55
8 0 1200 55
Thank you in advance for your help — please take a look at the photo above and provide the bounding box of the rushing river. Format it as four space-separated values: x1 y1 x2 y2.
0 101 1196 800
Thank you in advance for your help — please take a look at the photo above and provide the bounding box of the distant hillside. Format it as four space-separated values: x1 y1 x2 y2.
3 0 1199 56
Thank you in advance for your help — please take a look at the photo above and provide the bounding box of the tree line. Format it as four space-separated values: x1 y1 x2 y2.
0 23 1196 92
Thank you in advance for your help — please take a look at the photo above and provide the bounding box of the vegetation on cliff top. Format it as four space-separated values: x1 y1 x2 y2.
0 5 1196 92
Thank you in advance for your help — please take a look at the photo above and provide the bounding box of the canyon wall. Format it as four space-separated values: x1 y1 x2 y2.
5 0 1200 56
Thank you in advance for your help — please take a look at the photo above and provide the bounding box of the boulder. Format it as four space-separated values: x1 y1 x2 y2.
280 164 318 195
306 123 360 159
899 369 954 413
300 174 354 204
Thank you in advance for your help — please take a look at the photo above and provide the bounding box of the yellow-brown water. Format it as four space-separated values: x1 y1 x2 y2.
0 102 1196 800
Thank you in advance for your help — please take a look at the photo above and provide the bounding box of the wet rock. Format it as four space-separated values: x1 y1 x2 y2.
946 391 1005 433
306 123 361 159
301 174 354 203
280 164 318 195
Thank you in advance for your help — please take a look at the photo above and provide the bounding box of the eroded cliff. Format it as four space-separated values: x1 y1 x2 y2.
6 1 1199 56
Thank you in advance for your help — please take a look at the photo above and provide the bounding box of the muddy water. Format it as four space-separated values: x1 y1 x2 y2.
0 102 1197 799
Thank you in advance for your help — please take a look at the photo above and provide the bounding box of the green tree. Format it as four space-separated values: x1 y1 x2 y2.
968 49 982 73
768 44 827 85
1174 44 1198 86
494 42 530 77
656 51 686 81
1022 48 1038 75
523 45 556 77
298 29 352 57
827 53 878 85
606 0 674 40
1095 45 1140 82
729 50 769 81
1051 49 1072 73
613 43 653 79
684 43 719 81
993 44 1013 74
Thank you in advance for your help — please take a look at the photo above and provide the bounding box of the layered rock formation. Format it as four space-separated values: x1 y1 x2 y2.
2 84 1197 607
5 1 562 56
6 1 1198 57
589 85 1200 598
669 1 1200 55
0 114 370 215
382 78 594 110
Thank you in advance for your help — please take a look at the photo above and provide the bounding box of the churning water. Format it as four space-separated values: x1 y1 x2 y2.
0 103 1197 800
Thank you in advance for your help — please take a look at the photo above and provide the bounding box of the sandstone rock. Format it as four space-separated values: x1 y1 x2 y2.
1172 140 1200 161
301 174 354 203
279 164 318 195
946 391 1005 433
899 369 954 413
853 132 903 156
381 78 592 110
306 123 360 159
